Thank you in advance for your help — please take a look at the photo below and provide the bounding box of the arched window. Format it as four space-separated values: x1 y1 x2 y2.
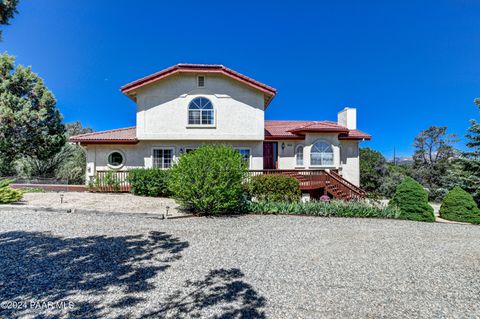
311 141 334 166
295 145 304 166
188 97 214 125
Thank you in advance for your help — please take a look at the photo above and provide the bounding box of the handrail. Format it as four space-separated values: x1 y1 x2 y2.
325 171 365 197
247 169 366 200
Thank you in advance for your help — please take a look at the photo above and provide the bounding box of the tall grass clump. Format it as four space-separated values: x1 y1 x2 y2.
248 200 401 219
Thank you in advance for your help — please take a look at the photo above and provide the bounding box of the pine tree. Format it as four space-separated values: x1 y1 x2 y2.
0 52 65 176
465 98 480 159
412 126 457 201
0 0 19 40
456 98 480 204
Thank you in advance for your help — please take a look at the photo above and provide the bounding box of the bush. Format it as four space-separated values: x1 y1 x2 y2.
128 168 170 197
389 177 435 222
0 179 23 204
440 186 480 224
87 172 122 192
248 200 401 219
168 145 247 214
247 174 301 202
15 144 87 184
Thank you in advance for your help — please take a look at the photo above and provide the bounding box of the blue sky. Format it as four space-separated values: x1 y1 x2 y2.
1 0 479 158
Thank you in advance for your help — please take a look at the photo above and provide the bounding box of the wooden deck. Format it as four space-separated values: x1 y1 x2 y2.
92 169 367 200
248 169 366 200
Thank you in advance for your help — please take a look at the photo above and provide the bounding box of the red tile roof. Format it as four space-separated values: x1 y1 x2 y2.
71 122 370 144
120 64 277 107
338 129 372 140
265 120 371 140
69 127 138 144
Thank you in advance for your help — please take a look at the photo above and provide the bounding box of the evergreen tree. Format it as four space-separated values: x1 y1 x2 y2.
359 147 388 194
412 126 457 201
65 121 93 137
456 98 480 204
0 52 65 176
465 98 480 159
0 0 19 39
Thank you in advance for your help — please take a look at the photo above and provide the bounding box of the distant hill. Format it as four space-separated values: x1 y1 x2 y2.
389 157 414 165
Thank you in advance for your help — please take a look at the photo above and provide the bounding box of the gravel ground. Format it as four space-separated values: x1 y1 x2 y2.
20 192 182 216
0 210 479 318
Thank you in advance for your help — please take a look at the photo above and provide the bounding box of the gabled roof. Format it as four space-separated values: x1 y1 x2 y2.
70 121 370 144
69 127 138 144
120 64 277 107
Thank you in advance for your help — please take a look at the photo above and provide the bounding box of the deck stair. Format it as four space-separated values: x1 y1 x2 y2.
248 169 366 201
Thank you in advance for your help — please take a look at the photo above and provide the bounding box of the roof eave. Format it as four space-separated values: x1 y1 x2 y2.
70 139 139 145
120 65 277 107
338 136 372 141
264 135 305 140
288 129 350 134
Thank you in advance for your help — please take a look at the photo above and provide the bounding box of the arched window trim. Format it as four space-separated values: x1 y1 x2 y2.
310 140 334 167
188 97 215 126
295 144 304 167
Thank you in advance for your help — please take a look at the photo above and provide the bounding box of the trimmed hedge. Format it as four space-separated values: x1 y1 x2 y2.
440 186 480 224
0 178 23 204
389 177 435 222
248 200 401 219
247 174 301 202
168 145 247 214
127 168 171 197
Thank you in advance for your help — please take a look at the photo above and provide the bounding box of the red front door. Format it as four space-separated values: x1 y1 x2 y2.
263 142 277 169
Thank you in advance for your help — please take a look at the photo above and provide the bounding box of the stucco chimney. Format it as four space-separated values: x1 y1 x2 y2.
337 107 356 130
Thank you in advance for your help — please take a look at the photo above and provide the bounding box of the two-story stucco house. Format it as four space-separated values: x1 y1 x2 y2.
70 64 371 199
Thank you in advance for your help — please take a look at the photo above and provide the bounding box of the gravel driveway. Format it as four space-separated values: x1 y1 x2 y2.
0 210 479 318
20 192 183 216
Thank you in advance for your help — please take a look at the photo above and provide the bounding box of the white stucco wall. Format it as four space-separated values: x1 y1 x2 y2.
275 134 360 186
339 140 360 186
86 137 360 186
85 140 263 180
135 73 265 140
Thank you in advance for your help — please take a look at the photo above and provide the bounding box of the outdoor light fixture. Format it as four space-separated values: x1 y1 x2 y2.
281 142 285 150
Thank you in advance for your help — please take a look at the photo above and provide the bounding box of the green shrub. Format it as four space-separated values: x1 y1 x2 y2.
103 171 121 192
440 186 480 224
247 174 301 202
0 179 24 204
248 200 401 219
168 145 247 214
21 188 46 193
389 177 435 222
87 172 122 192
128 168 171 197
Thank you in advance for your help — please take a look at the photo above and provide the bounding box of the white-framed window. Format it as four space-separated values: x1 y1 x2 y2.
152 148 174 169
107 150 125 169
188 97 214 125
235 148 251 167
295 145 304 166
310 141 334 166
197 75 205 88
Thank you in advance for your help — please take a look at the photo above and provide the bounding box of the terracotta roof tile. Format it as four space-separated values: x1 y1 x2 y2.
338 129 372 140
265 120 371 140
69 127 137 144
70 121 371 144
